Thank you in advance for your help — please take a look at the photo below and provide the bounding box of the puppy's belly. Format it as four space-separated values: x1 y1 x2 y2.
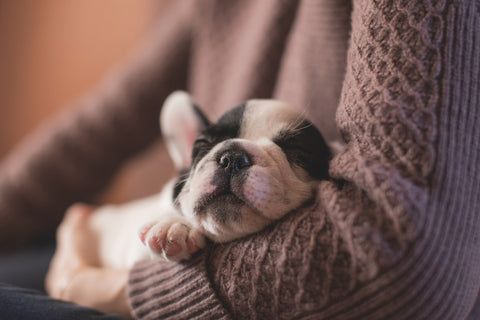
88 180 176 268
88 196 158 268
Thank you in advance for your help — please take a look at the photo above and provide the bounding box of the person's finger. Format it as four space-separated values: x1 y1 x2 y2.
56 203 96 246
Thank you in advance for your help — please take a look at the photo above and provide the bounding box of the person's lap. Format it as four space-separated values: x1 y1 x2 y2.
0 283 126 320
0 240 55 292
0 241 125 319
2 234 479 319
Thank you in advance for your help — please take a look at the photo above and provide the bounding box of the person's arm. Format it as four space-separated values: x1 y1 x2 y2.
127 2 480 319
45 204 131 318
0 1 194 251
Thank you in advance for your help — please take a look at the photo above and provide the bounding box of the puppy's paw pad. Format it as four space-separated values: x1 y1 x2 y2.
139 220 205 262
165 241 182 256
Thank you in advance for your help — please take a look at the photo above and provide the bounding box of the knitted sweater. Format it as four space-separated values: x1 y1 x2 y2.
1 1 479 319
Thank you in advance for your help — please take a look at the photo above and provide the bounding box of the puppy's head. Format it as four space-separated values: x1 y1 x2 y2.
161 91 331 242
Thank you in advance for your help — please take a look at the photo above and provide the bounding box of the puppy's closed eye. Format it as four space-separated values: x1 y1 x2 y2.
274 124 331 180
192 136 215 165
193 135 214 146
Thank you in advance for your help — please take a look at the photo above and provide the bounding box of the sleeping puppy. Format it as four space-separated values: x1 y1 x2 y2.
85 91 332 268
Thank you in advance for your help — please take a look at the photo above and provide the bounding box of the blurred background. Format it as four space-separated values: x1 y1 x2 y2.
0 0 174 203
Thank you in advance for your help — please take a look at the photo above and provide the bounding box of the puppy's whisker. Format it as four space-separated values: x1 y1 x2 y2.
294 122 313 132
282 111 312 136
175 174 191 187
178 176 190 184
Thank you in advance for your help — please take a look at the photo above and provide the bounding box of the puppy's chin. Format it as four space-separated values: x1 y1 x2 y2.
195 192 244 224
197 201 273 243
188 176 315 243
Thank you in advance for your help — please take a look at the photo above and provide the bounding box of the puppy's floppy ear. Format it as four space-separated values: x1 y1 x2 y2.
160 91 210 171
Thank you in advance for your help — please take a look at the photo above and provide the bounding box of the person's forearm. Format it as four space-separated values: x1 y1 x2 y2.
46 205 132 318
0 1 192 251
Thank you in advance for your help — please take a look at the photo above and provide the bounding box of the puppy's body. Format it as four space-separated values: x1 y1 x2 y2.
87 92 332 268
86 183 176 268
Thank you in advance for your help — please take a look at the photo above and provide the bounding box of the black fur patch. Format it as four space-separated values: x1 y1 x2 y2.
172 169 190 205
172 104 246 203
273 120 331 180
190 103 246 168
192 103 211 128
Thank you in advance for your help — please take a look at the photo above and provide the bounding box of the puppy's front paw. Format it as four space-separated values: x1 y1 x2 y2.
138 218 206 262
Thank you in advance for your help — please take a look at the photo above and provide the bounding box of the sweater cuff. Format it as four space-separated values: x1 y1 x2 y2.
127 253 231 320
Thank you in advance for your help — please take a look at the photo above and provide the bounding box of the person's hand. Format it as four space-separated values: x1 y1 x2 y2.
45 204 132 318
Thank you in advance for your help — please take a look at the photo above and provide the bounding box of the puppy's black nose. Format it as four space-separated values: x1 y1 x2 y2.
218 150 252 174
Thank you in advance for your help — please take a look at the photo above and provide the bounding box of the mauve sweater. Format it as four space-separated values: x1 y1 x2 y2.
1 1 480 319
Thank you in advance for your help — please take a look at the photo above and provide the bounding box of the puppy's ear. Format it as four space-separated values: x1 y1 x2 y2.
160 91 210 170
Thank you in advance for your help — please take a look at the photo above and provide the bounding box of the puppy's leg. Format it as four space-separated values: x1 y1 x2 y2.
87 179 206 266
139 216 206 262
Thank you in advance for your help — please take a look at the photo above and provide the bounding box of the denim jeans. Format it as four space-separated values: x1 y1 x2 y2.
0 283 126 320
0 241 126 319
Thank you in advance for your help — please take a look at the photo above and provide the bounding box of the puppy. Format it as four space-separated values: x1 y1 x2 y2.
85 91 332 268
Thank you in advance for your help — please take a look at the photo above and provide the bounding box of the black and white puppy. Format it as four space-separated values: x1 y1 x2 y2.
86 91 332 268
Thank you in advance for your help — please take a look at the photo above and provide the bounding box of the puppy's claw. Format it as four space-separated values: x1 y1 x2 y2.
147 235 164 253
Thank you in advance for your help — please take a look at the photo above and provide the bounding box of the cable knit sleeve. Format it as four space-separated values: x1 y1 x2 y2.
0 2 193 251
128 1 480 319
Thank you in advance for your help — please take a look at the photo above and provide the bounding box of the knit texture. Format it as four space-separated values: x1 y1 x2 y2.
1 0 480 319
128 255 231 320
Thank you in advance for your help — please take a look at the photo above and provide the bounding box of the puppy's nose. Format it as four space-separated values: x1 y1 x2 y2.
218 150 252 174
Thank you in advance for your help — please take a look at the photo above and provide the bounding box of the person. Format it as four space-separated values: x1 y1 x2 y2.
1 1 480 319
